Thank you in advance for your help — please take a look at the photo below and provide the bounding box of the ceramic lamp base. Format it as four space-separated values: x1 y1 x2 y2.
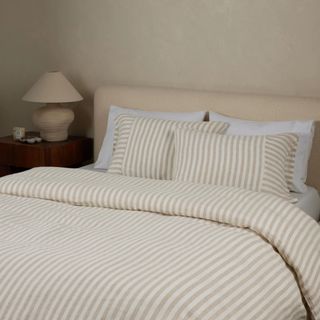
32 103 74 142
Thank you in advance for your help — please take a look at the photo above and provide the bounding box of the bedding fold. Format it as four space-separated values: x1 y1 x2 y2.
0 167 319 320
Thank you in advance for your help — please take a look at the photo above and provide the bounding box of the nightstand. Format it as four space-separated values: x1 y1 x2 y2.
0 132 93 177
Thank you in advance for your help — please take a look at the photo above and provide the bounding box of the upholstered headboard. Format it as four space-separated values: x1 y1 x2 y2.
94 85 320 190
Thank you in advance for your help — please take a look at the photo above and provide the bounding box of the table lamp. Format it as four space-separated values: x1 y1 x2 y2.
22 71 83 142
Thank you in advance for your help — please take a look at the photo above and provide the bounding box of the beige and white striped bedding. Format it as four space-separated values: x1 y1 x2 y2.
173 129 298 201
109 115 228 179
0 167 319 320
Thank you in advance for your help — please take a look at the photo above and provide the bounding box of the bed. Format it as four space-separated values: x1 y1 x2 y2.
0 85 320 320
82 163 320 221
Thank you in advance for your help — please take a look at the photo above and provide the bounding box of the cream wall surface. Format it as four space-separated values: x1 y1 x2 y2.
0 0 50 136
1 0 320 136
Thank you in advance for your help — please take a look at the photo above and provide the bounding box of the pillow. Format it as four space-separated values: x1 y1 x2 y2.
95 105 206 170
209 112 315 193
108 115 229 180
173 128 298 201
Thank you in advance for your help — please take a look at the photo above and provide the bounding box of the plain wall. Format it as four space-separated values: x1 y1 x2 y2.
1 0 320 136
0 0 51 136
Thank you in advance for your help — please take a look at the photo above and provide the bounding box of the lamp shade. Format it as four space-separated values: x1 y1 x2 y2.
22 71 83 103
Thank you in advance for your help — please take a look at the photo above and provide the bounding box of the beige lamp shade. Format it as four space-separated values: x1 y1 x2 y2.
22 71 83 103
22 71 83 142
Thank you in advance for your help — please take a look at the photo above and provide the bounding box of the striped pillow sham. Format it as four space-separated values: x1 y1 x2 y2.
108 115 229 180
209 112 315 193
173 128 299 201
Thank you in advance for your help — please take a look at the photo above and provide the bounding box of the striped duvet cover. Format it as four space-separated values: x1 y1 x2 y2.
0 167 319 320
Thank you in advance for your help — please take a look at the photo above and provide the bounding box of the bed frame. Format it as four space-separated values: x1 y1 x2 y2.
94 85 320 190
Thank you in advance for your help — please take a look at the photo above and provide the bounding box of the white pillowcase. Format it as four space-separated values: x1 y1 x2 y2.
95 105 206 170
209 112 315 193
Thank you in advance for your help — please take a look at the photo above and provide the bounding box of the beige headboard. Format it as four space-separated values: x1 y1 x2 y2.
94 85 320 190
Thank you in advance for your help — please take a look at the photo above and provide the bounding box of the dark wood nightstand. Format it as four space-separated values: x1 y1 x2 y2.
0 132 93 177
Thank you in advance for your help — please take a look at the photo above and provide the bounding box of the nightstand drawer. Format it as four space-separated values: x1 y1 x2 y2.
0 166 11 176
0 133 93 176
45 139 92 167
12 145 46 168
0 144 13 165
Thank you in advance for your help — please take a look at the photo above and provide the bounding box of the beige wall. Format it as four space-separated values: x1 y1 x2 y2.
1 0 320 136
0 0 51 136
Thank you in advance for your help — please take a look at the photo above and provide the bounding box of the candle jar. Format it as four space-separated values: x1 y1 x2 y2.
13 127 26 141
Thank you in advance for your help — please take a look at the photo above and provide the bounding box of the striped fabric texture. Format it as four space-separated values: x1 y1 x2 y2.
285 146 297 191
0 167 319 320
173 129 298 201
108 114 228 179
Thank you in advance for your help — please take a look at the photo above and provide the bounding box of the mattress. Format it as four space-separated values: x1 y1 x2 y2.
83 164 320 221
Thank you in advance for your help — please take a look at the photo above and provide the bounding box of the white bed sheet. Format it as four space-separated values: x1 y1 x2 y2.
292 187 320 221
82 164 320 221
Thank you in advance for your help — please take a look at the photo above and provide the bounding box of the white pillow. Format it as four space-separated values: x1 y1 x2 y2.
209 112 315 193
95 105 206 170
